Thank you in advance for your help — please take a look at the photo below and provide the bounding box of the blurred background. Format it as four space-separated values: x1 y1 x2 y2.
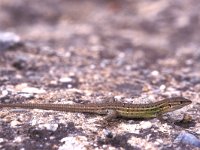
0 0 200 97
1 0 200 53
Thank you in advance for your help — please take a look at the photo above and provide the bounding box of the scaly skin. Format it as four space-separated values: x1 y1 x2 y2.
0 97 192 120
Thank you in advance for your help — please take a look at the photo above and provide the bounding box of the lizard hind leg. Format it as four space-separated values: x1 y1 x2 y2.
93 109 118 127
105 109 118 121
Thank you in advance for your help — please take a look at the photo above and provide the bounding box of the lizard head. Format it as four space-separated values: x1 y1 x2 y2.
162 97 192 113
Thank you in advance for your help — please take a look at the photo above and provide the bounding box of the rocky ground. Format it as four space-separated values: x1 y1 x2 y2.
0 0 200 150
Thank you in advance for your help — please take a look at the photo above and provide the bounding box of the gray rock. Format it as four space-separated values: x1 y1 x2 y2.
0 32 21 51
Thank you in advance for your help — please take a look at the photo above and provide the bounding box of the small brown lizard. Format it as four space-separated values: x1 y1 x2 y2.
0 97 192 120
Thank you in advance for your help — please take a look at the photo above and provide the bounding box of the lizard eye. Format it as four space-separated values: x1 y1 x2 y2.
168 104 172 107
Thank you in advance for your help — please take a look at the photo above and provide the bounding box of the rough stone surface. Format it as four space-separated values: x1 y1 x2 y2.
0 0 200 150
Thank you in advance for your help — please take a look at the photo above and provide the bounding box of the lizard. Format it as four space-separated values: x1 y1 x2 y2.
0 97 192 120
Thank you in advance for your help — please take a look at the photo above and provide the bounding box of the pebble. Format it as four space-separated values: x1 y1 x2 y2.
13 136 23 143
174 131 200 148
18 92 35 99
0 32 21 51
154 139 164 145
119 123 140 134
15 83 46 94
103 129 113 138
21 87 46 94
0 138 4 143
150 70 160 77
10 120 22 128
114 95 123 101
142 84 151 92
12 57 28 70
196 126 200 134
0 90 9 97
59 76 79 88
127 136 155 149
59 77 73 83
59 136 88 150
4 99 11 103
139 121 152 129
38 123 58 131
159 84 166 91
163 87 181 97
30 118 38 126
158 123 171 133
